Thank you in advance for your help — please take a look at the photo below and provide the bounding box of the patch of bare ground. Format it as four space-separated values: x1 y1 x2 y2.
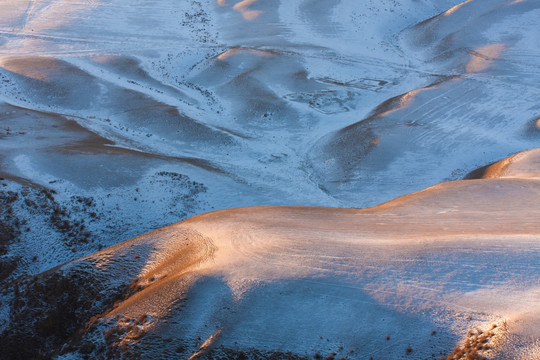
0 263 148 359
0 181 100 284
440 323 501 360
0 188 21 282
97 314 152 359
197 347 309 360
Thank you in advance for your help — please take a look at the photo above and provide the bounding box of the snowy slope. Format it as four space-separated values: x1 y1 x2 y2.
0 0 539 359
2 148 540 359
1 0 538 279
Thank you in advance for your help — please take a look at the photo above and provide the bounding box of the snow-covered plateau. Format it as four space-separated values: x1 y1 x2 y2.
0 0 539 359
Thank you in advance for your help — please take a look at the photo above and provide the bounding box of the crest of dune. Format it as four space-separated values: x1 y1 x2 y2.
443 0 474 16
478 148 540 179
216 47 274 61
232 0 262 20
466 43 506 73
375 86 437 118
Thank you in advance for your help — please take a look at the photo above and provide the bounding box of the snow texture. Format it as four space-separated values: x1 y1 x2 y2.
0 0 539 359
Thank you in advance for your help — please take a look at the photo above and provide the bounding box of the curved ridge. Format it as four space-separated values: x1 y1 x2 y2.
2 149 540 359
0 1 539 359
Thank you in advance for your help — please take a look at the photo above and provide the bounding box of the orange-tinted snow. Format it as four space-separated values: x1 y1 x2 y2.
81 149 540 359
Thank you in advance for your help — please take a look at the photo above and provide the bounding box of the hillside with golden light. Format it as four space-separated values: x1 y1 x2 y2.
2 149 539 359
1 0 539 359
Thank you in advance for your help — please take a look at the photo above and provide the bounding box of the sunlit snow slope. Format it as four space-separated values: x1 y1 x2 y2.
0 0 539 359
1 0 539 280
2 149 540 359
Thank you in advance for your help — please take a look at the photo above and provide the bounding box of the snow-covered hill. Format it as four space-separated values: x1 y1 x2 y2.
0 0 537 279
2 148 540 359
0 0 539 359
